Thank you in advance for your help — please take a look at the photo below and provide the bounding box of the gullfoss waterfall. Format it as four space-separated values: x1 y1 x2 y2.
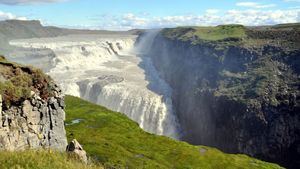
9 33 180 139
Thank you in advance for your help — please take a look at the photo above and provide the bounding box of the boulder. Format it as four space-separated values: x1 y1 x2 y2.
66 139 88 164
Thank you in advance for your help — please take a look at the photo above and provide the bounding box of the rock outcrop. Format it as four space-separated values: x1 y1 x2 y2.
66 139 88 164
143 25 300 168
0 57 67 151
0 88 67 151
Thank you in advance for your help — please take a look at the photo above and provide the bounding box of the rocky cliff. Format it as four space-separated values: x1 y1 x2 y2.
144 24 300 168
0 56 67 151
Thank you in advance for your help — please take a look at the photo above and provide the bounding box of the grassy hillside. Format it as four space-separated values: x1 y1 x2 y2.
65 95 283 169
0 150 102 169
162 25 246 42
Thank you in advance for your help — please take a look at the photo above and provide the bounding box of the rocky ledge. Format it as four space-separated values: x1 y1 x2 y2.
0 57 67 151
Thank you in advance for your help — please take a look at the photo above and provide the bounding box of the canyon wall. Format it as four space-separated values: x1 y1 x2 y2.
144 28 300 168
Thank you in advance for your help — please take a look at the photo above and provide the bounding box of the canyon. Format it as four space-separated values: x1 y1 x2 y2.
144 26 300 169
2 20 299 168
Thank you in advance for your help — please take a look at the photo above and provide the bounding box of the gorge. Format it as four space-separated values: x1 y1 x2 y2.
145 26 300 169
2 21 300 169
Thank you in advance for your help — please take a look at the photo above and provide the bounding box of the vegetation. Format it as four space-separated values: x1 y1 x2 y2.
0 56 54 107
161 23 300 50
65 95 283 169
162 25 246 43
217 57 277 104
271 23 300 30
0 150 102 169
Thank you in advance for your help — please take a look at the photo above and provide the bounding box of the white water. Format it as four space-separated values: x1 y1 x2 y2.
9 33 180 139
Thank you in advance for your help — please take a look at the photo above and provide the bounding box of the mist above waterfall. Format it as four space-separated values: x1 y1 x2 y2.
8 33 180 139
135 30 161 55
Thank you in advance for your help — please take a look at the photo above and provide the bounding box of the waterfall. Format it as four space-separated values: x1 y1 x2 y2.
8 33 180 139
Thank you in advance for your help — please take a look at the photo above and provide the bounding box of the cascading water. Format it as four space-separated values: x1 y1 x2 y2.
9 33 180 139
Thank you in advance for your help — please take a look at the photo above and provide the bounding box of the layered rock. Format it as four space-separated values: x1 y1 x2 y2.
0 87 67 151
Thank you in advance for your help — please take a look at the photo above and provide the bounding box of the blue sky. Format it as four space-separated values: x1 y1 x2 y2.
0 0 299 30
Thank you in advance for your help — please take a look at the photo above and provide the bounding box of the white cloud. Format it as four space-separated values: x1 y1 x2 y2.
95 9 300 30
0 0 65 5
236 2 276 8
0 11 27 20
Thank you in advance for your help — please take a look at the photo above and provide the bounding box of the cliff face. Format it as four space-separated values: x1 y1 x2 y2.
145 25 300 168
0 91 67 151
0 57 67 151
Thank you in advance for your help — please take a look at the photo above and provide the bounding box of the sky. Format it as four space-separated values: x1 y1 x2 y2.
0 0 299 30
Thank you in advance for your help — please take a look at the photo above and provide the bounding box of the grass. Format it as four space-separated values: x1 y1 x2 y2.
0 150 102 169
162 25 246 43
65 95 283 169
0 56 55 107
161 23 300 49
272 23 300 30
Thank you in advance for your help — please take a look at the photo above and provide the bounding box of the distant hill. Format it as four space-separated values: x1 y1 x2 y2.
0 19 137 55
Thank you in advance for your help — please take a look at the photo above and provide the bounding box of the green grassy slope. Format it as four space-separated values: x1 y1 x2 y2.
0 150 102 169
162 25 246 42
65 95 283 169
